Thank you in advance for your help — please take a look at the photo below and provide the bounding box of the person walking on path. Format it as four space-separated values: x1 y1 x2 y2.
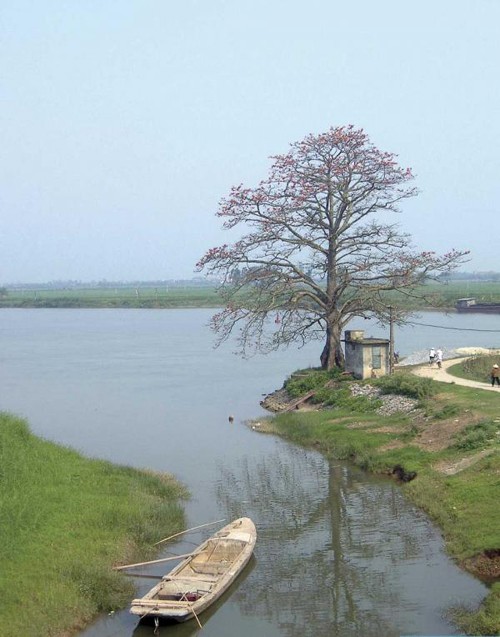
436 348 443 369
491 364 500 387
429 348 436 366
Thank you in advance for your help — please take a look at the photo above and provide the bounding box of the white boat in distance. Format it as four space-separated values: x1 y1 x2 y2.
130 517 257 624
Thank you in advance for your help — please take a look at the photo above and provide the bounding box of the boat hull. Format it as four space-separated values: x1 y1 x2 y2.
455 298 500 313
456 305 500 313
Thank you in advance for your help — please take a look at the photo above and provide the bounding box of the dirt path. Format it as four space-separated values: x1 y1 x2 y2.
410 357 500 392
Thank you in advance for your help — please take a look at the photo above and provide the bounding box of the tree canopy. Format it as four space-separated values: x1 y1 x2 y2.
197 126 468 369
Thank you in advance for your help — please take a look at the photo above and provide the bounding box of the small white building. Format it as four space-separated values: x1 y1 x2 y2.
344 330 390 380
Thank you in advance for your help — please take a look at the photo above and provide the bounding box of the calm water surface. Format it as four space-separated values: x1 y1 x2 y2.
0 309 494 637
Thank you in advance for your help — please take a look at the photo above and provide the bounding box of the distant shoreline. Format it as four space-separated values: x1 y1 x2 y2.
1 280 500 311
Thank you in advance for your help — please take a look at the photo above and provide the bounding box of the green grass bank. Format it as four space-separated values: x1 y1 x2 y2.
0 412 189 637
256 367 500 636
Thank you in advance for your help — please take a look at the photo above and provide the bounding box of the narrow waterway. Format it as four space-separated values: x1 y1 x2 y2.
0 308 493 636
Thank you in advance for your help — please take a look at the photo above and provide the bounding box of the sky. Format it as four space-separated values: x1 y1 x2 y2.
1 0 499 284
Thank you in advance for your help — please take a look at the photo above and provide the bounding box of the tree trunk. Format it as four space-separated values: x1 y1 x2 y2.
320 324 344 370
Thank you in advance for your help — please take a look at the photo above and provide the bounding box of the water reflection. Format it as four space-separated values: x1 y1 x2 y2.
215 446 486 637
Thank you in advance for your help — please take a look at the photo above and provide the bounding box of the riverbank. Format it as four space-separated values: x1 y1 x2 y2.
0 412 189 637
253 365 500 635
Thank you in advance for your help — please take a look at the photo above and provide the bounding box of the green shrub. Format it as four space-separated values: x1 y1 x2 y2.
284 368 380 412
374 372 436 399
453 421 499 451
284 367 347 398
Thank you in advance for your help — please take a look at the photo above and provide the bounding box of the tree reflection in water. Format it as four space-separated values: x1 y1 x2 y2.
214 446 451 637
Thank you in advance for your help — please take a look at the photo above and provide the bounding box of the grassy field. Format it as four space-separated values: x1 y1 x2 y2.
0 412 189 637
257 369 500 636
0 286 222 308
1 280 500 309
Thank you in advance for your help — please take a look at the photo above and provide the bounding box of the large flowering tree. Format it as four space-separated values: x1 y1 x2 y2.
197 126 468 369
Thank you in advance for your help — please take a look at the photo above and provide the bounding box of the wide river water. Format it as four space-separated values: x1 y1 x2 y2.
1 308 498 637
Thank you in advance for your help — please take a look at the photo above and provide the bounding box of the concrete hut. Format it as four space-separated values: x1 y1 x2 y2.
344 330 390 380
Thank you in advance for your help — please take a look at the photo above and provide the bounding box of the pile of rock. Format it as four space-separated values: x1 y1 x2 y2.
349 383 379 398
376 394 420 416
349 382 419 416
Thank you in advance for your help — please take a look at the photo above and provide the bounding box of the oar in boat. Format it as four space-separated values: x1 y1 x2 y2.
153 518 226 546
190 602 203 629
178 593 203 630
120 572 163 579
113 550 202 571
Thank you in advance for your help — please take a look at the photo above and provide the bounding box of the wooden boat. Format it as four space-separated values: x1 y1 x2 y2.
456 297 500 313
130 517 256 624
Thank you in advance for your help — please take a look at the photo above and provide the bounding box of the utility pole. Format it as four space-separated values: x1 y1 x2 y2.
389 305 394 375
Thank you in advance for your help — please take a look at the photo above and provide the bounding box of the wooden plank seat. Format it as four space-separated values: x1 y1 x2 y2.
189 561 230 575
163 575 217 583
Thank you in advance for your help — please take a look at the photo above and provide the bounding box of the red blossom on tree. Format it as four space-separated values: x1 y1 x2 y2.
197 126 469 369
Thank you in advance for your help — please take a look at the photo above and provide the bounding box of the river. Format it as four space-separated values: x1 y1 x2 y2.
1 308 496 637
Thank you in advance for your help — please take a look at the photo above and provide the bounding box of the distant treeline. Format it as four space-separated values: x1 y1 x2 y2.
2 272 500 292
438 271 500 281
2 278 217 291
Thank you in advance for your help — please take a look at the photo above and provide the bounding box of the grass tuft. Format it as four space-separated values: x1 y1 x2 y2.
453 420 500 451
452 582 500 636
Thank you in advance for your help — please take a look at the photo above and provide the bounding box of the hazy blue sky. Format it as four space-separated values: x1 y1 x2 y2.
1 0 498 283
